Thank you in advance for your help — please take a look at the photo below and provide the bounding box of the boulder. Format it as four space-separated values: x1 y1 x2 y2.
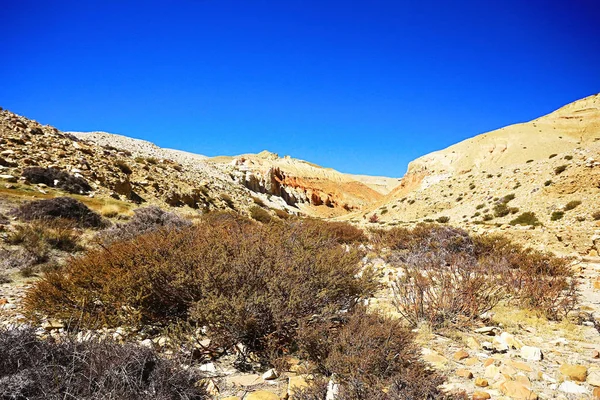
472 392 491 400
499 381 538 399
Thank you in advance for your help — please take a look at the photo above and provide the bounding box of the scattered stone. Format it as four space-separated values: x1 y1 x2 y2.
456 369 473 379
422 349 448 369
520 346 543 361
465 336 481 350
499 381 538 399
472 391 491 400
199 363 217 373
454 350 470 361
588 369 600 387
593 350 600 359
42 319 64 331
483 358 495 367
474 377 488 387
262 368 279 380
559 364 588 382
500 332 523 349
245 390 280 400
593 387 600 398
507 360 533 372
475 327 497 335
226 374 262 387
558 381 587 394
465 357 479 366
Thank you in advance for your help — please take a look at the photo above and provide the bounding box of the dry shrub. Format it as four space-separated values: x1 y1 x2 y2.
98 206 191 244
297 309 462 400
382 225 576 327
22 167 91 194
0 327 207 400
100 204 122 218
249 205 272 223
13 197 105 228
509 211 540 226
301 219 367 244
25 218 375 359
564 200 581 211
115 159 133 175
0 272 12 284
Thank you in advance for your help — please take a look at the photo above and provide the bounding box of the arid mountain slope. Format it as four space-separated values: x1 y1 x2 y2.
0 108 397 219
356 93 600 255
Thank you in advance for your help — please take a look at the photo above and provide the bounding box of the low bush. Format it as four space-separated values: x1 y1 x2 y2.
493 203 510 217
0 272 11 284
249 205 272 223
0 328 208 399
544 180 552 186
551 211 564 221
302 219 367 244
476 204 485 210
99 206 191 244
379 225 575 327
593 211 600 221
220 193 234 208
22 167 91 194
297 309 462 400
12 197 105 228
24 218 376 361
436 216 450 223
564 200 582 211
114 160 133 175
510 212 540 226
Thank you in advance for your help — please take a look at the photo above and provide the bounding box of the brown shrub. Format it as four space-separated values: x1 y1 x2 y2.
13 197 105 228
0 328 208 399
22 167 91 194
98 206 191 244
249 205 272 223
24 218 375 359
298 309 461 400
381 225 576 327
301 219 367 244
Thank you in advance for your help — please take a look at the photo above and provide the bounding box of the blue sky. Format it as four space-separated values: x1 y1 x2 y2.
2 1 599 177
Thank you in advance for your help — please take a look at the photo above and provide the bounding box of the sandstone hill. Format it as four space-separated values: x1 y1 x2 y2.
350 93 600 256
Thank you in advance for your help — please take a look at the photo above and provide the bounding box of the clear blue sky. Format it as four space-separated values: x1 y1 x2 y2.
2 1 599 177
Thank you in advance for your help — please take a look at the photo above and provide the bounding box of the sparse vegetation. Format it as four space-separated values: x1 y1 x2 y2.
510 211 540 226
549 153 557 159
220 193 234 208
436 216 450 223
22 167 91 194
476 203 485 210
592 211 600 221
114 159 133 175
555 165 568 175
545 180 552 186
551 211 564 221
564 155 573 160
564 200 581 211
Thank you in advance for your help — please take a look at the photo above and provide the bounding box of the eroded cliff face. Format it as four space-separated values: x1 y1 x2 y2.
230 161 371 211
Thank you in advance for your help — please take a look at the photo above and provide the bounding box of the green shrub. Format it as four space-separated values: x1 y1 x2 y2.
493 203 510 217
564 155 573 160
544 180 552 186
436 216 450 223
483 214 493 221
549 154 557 159
476 204 485 210
564 200 581 211
551 211 564 221
592 211 600 221
510 212 540 226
